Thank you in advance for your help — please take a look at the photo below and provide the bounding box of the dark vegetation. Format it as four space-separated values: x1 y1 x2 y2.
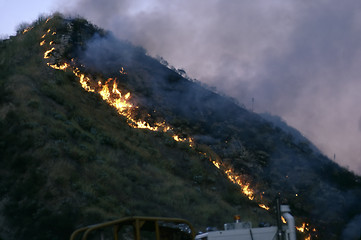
1 13 361 239
0 14 272 240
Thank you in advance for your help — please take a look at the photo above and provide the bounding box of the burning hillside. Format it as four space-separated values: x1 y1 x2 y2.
39 17 275 212
39 18 272 211
1 14 361 240
36 16 323 240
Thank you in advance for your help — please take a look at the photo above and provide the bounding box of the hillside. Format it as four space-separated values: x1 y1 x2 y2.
1 14 361 240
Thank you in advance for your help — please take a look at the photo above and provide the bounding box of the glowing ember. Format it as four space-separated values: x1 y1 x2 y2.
212 160 221 169
296 222 316 239
296 223 307 233
47 63 70 70
131 120 159 131
258 204 270 211
44 47 55 59
281 216 287 224
22 26 33 34
119 67 127 75
172 135 191 142
40 40 46 46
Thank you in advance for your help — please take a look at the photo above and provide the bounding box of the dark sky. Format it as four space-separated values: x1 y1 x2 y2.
61 0 361 175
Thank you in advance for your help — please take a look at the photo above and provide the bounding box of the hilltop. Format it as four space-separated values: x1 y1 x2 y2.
1 14 361 240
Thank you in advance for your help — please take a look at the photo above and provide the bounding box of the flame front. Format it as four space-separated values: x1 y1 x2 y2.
296 222 316 240
258 204 270 211
22 26 33 34
44 47 55 59
47 63 69 70
40 27 274 214
40 28 190 138
296 223 306 233
225 168 255 200
208 156 256 201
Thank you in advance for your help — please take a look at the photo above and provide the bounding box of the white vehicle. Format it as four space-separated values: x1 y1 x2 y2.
195 205 296 240
70 205 296 240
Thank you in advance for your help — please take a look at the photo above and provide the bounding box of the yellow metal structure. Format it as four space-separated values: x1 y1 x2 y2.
70 216 196 240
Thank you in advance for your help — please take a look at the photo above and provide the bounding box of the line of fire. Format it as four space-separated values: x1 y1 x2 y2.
34 21 314 240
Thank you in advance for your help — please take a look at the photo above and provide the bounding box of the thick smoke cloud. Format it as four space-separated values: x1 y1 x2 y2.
60 0 361 175
342 214 361 240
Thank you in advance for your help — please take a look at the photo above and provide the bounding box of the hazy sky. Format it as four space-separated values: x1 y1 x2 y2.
2 0 361 175
0 0 59 37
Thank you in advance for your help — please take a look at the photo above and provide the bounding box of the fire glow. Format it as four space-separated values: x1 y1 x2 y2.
40 26 274 213
225 169 255 200
44 47 55 59
41 28 192 140
22 26 33 34
258 204 270 211
208 157 256 201
296 222 316 240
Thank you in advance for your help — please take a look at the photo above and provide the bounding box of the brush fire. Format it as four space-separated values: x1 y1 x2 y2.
40 25 315 240
40 27 192 140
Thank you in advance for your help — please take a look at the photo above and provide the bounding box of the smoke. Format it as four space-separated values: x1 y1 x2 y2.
342 214 361 240
59 0 361 175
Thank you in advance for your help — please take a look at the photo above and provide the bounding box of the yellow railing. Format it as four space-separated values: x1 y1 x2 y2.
70 216 196 240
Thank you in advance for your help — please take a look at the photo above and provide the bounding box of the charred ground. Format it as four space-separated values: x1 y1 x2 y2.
1 14 361 240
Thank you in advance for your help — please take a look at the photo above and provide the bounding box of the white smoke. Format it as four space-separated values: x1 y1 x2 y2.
58 0 361 175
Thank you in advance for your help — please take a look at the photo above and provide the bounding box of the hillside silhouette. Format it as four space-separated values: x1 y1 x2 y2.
1 14 361 240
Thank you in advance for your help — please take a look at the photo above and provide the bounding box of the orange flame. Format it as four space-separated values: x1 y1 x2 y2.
224 168 255 200
296 222 316 240
119 67 127 75
172 135 192 143
44 47 55 59
73 68 95 93
258 204 270 211
212 160 221 169
296 223 307 233
47 63 70 70
22 26 33 34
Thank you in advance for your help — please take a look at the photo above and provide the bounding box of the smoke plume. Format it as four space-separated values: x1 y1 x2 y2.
342 214 361 240
59 0 361 175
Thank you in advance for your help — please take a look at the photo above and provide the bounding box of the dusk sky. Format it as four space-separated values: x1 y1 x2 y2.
2 0 361 175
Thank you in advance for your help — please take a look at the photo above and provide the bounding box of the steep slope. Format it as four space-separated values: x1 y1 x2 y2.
72 17 361 239
1 14 361 240
0 15 273 240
